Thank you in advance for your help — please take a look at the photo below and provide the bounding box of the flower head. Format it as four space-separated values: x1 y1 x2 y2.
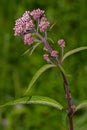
30 9 44 20
25 20 34 31
22 11 30 22
23 33 34 45
58 39 65 48
39 20 50 32
14 18 25 36
14 11 35 36
51 50 58 57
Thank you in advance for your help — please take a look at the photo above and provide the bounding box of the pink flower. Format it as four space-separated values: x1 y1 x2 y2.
39 21 50 32
30 9 44 20
41 17 47 21
23 33 34 45
25 20 34 31
14 18 25 36
14 12 35 36
58 39 65 48
43 54 49 61
22 11 30 22
51 50 58 57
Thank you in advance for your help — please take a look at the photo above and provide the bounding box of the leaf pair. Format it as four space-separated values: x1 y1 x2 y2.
0 46 87 112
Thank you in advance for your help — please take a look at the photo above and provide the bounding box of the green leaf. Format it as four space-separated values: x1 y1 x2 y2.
57 64 71 78
0 96 63 110
24 64 56 95
75 100 87 112
48 37 54 44
49 23 56 30
62 46 87 62
58 64 66 75
21 43 40 56
21 48 30 56
29 42 40 55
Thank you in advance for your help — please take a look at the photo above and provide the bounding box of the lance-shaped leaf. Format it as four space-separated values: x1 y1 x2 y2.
21 43 40 56
24 64 56 95
75 100 87 112
0 96 63 110
62 46 87 62
29 42 40 55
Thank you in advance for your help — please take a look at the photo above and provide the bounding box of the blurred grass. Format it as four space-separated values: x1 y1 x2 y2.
0 0 87 129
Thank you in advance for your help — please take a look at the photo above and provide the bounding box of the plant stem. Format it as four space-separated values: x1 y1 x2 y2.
35 31 52 53
36 32 74 130
61 72 73 130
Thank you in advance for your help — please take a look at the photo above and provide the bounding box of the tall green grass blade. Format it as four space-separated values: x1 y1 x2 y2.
0 96 63 110
24 64 56 95
62 46 87 62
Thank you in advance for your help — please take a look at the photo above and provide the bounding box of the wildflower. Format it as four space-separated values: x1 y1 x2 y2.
14 18 25 36
30 9 44 20
51 50 58 57
39 20 50 32
41 16 47 21
58 39 65 48
23 33 34 45
22 11 30 22
14 13 35 36
25 20 34 31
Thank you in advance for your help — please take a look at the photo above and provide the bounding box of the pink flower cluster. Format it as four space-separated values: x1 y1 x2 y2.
30 9 44 20
14 9 50 45
24 33 34 45
39 18 50 32
14 9 65 63
14 11 34 36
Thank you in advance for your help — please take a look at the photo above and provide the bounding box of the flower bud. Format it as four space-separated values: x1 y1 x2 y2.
51 50 58 57
58 39 65 48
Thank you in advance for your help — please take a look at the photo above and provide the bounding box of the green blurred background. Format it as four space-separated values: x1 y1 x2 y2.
0 0 87 130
